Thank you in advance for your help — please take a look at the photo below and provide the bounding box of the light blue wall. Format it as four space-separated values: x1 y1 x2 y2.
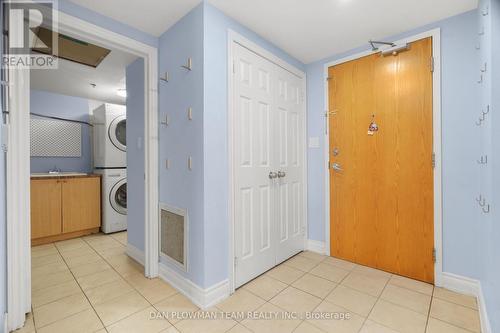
158 4 205 286
126 58 145 252
306 10 484 279
30 90 92 173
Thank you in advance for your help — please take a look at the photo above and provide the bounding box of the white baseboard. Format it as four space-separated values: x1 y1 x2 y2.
477 282 492 333
159 263 229 310
440 272 479 296
441 272 491 333
4 313 8 333
306 239 326 254
126 243 145 266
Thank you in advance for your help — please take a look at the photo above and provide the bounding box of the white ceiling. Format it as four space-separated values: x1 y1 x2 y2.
30 47 138 104
208 0 478 63
68 0 203 37
68 0 477 64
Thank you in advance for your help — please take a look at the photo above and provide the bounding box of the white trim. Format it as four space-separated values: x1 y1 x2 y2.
323 28 443 284
306 240 326 255
54 10 159 279
440 272 491 333
159 263 230 309
478 283 492 333
7 8 159 331
440 272 480 296
158 203 189 272
126 244 145 266
227 30 308 294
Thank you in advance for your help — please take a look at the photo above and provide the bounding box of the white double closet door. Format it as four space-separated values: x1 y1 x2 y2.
233 43 305 288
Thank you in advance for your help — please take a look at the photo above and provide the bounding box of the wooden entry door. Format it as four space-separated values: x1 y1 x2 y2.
329 37 434 283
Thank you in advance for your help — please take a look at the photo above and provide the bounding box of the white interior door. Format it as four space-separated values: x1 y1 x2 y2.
233 44 277 287
275 67 305 263
233 43 305 288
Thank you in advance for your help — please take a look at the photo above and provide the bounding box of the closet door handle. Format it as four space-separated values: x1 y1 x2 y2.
269 172 278 179
277 171 286 178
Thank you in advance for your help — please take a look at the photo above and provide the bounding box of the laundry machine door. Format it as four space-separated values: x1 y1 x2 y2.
110 178 127 215
109 115 126 152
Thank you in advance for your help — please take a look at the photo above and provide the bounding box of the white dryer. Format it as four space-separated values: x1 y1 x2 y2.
93 103 127 168
94 168 127 233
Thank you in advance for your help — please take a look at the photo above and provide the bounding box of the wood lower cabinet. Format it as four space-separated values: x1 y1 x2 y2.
31 179 63 239
31 175 101 245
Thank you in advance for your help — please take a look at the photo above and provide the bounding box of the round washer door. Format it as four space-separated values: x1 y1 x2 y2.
109 115 126 152
109 178 127 215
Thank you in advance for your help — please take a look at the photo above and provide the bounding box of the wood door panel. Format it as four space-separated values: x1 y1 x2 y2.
62 177 101 233
329 38 434 283
31 179 62 239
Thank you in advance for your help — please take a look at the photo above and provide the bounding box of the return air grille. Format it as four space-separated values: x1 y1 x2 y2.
160 204 187 271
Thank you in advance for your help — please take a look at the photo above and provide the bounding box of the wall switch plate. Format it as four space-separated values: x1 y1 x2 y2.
308 137 320 148
187 107 192 120
188 157 192 170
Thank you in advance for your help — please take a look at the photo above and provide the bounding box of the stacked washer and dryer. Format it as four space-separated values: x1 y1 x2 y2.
93 104 127 234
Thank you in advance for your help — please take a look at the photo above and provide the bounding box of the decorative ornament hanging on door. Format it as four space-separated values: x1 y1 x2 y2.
368 114 379 136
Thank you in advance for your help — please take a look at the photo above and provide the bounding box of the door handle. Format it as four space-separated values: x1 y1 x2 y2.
269 172 278 179
331 163 343 172
278 171 286 178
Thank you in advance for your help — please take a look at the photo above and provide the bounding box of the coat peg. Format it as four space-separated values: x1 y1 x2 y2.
480 62 487 73
482 204 490 214
476 42 481 50
482 5 489 16
477 155 488 164
476 194 483 203
478 74 483 84
160 72 169 83
181 58 192 71
483 105 490 115
476 118 483 126
478 26 485 35
161 114 169 126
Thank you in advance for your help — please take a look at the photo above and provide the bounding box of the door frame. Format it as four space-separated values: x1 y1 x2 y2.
227 30 308 293
323 28 443 286
6 8 159 331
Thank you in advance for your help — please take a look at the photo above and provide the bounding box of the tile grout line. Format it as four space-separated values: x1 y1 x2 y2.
52 240 109 332
80 235 160 330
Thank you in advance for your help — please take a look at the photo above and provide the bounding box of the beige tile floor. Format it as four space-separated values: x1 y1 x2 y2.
15 234 481 333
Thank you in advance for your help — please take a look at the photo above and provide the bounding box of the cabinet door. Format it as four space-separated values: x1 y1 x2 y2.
31 179 62 239
62 177 101 233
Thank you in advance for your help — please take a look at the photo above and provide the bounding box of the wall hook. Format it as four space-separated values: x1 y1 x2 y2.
483 105 490 115
476 194 484 204
477 155 488 165
480 62 487 73
482 5 489 16
478 74 483 84
160 72 169 83
181 58 192 71
476 118 483 126
160 114 169 126
482 204 490 214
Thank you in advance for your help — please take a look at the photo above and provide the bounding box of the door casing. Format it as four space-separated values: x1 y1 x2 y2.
6 8 159 331
227 30 308 293
323 28 443 286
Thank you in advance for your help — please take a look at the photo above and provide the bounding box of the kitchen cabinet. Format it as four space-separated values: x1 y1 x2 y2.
30 175 101 245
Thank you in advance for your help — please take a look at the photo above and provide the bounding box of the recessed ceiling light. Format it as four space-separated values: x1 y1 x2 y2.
117 89 127 98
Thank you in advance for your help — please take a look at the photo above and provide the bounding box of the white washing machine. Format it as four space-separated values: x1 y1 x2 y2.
94 168 127 233
93 103 127 168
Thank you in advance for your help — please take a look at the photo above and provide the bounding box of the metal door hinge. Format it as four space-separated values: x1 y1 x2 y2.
232 59 236 74
234 256 238 267
432 248 437 263
430 56 435 73
432 153 436 169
